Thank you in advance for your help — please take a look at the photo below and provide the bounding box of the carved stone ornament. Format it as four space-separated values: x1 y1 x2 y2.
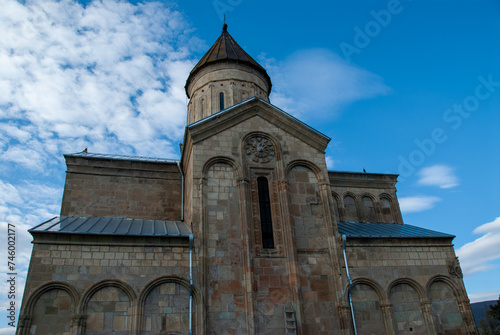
447 257 463 278
245 136 275 163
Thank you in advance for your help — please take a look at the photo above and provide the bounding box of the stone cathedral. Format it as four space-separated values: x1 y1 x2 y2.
19 24 477 335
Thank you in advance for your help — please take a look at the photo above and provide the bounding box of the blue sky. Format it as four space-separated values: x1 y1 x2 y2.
1 0 499 332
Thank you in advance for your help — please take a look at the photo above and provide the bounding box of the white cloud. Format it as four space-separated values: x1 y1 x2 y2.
0 0 199 173
0 328 14 335
468 291 500 303
457 217 500 276
0 179 61 327
399 195 441 213
262 49 391 118
418 165 459 189
325 156 335 169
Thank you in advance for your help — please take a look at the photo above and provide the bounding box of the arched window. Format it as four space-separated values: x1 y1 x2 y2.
380 197 394 223
257 177 274 249
344 195 358 222
219 92 224 111
362 196 376 222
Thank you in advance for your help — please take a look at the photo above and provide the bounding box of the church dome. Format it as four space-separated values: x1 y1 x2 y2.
185 24 272 124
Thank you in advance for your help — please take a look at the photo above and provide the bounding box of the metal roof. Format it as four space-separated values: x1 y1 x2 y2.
30 217 191 237
185 24 272 96
337 221 454 239
65 152 178 164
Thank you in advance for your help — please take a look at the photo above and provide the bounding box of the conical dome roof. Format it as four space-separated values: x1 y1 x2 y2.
185 24 272 97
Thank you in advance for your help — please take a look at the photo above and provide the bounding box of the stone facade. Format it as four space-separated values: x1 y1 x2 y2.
19 25 477 335
344 238 474 334
329 172 403 224
61 156 182 220
19 233 200 334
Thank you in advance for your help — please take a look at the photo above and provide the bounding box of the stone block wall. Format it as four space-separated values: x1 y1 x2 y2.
61 155 182 220
288 165 340 334
205 163 247 334
142 282 191 335
329 171 403 224
343 237 476 334
27 289 73 335
183 104 343 334
19 233 199 335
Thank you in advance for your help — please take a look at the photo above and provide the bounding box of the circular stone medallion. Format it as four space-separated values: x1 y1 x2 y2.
245 136 275 163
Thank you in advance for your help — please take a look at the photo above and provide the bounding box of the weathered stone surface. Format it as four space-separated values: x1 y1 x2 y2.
61 157 182 220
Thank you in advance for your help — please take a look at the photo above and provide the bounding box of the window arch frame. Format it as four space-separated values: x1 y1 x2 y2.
343 193 358 223
379 194 395 223
361 194 377 223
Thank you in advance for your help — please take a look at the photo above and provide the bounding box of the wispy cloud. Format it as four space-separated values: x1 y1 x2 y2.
261 49 391 118
399 195 441 213
457 217 500 276
325 156 335 169
0 0 200 173
0 179 62 327
418 165 459 189
468 291 500 303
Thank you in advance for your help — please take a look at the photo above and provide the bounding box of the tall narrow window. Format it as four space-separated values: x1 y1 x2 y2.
219 92 224 110
257 177 274 248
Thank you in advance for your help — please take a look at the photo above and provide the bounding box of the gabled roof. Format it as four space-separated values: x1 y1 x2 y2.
185 24 272 95
337 221 454 239
182 97 331 155
30 216 191 237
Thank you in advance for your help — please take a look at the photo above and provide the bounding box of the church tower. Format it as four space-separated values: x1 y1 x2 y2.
185 24 272 124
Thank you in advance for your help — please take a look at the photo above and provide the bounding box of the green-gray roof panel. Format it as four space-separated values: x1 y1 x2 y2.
337 221 454 238
30 217 191 237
